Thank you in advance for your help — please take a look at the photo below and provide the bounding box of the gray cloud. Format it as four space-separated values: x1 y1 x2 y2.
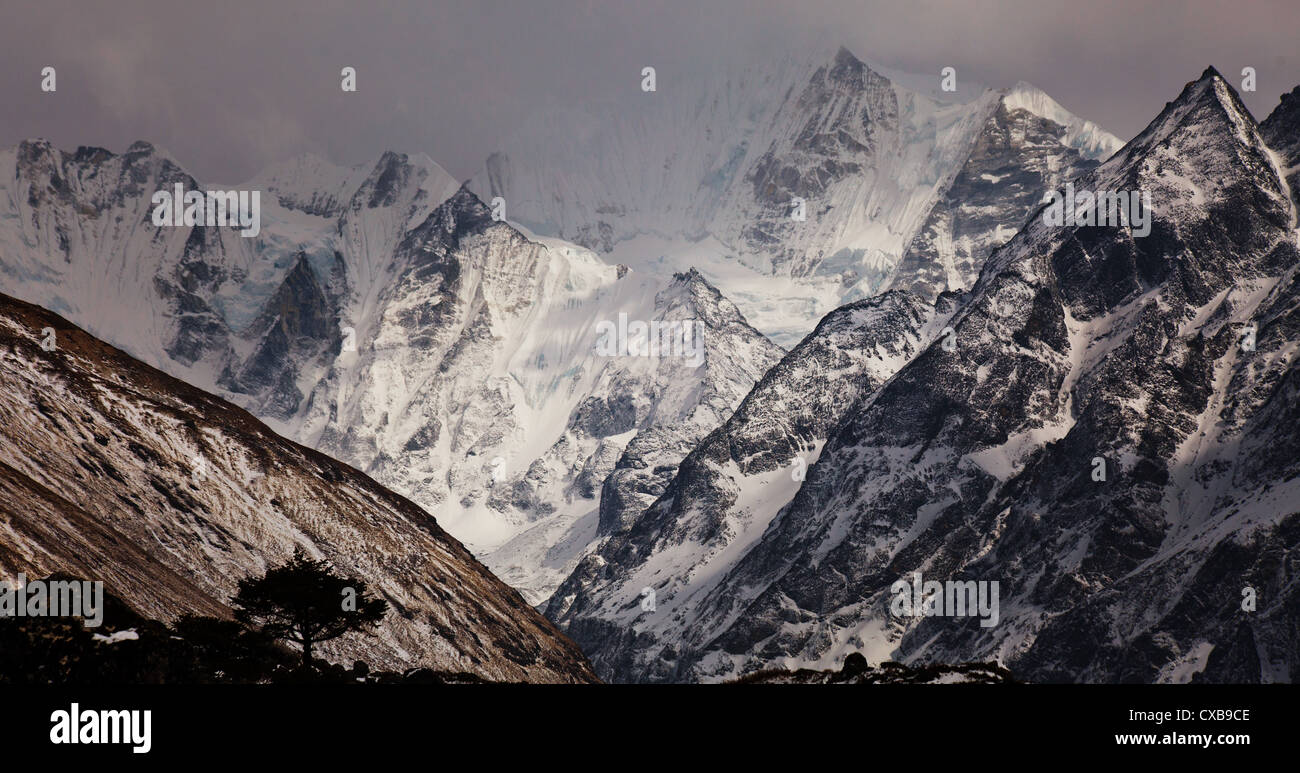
2 0 1297 181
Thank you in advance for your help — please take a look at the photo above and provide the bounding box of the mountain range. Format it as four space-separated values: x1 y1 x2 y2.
3 47 1297 684
0 47 1121 607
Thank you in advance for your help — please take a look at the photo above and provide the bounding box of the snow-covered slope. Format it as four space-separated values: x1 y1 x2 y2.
549 68 1300 684
0 291 597 682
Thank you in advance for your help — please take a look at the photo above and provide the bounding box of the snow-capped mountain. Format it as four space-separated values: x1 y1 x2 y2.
468 46 1121 346
548 68 1300 684
0 45 1122 608
0 290 597 682
0 138 781 604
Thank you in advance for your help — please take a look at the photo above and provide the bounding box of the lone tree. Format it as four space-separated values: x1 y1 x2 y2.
231 548 388 669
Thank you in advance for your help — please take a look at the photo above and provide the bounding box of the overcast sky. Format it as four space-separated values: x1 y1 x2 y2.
2 0 1297 182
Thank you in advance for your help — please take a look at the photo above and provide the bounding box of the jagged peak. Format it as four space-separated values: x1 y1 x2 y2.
367 149 453 179
998 82 1124 160
11 137 182 178
1261 82 1300 142
1173 65 1246 114
824 44 887 85
340 149 459 212
661 267 728 311
411 182 502 235
672 266 706 282
73 145 114 162
1154 66 1235 111
120 139 181 167
668 267 714 292
253 149 454 192
1099 65 1264 179
444 180 489 209
12 138 58 170
18 137 55 152
656 267 769 335
1275 82 1300 104
374 149 457 189
1000 80 1059 110
833 45 862 67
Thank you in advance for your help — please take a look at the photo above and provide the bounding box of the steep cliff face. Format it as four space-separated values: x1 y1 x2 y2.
0 291 598 683
550 69 1300 685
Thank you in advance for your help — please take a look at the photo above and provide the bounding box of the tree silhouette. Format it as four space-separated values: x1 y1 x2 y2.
231 548 388 669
